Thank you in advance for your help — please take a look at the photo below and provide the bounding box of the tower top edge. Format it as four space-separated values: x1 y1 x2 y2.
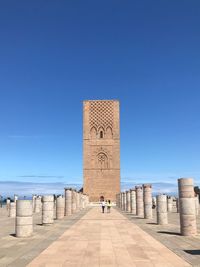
83 99 119 103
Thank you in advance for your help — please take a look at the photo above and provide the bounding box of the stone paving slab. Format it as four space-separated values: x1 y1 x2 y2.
120 207 200 267
27 207 190 267
0 206 89 267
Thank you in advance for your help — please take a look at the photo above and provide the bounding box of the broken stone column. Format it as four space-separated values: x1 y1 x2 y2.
136 186 144 217
81 194 85 209
167 196 173 212
119 193 122 209
195 196 199 216
176 198 179 213
79 193 82 210
9 202 16 218
143 184 152 219
156 194 168 225
130 189 136 215
42 195 54 225
81 194 84 209
6 198 10 211
152 197 156 208
123 191 127 211
16 200 33 237
126 190 131 212
72 190 77 213
32 195 36 213
78 193 81 210
56 196 65 220
121 192 124 209
121 192 124 210
178 178 197 236
82 194 86 209
35 196 42 213
77 191 81 212
64 188 72 216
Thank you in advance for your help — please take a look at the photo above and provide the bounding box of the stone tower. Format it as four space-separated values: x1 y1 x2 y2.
83 100 120 202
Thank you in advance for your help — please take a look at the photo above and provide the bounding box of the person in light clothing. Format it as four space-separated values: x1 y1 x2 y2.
107 200 112 213
101 201 106 213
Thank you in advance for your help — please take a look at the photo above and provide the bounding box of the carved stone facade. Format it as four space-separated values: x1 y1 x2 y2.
83 100 120 202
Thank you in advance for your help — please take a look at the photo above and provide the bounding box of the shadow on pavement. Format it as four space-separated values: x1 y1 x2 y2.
157 231 181 236
184 250 200 255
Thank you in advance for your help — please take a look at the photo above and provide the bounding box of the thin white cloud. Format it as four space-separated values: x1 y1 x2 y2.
0 181 82 198
8 134 63 139
17 175 65 179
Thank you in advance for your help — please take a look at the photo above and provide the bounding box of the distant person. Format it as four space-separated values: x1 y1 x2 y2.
101 200 106 213
107 200 111 213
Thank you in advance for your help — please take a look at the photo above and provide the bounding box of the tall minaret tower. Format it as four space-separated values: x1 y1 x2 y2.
83 100 120 202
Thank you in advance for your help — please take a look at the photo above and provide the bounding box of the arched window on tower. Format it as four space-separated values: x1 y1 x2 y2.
98 127 104 139
100 131 103 139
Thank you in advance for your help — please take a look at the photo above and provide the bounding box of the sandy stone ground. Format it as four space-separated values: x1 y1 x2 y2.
28 207 190 267
121 206 200 267
0 205 199 267
0 206 88 267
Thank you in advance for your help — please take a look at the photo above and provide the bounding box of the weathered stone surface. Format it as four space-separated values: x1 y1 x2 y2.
126 190 131 212
27 208 190 267
130 189 136 215
35 196 42 213
72 190 77 213
9 202 16 218
167 196 173 212
143 184 152 219
42 195 54 225
157 194 168 225
195 196 199 216
123 191 126 211
56 196 65 220
16 200 33 238
32 195 37 213
178 178 197 236
136 186 144 217
64 188 72 216
83 100 120 202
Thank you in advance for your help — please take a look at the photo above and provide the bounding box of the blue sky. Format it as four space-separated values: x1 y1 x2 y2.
0 1 200 197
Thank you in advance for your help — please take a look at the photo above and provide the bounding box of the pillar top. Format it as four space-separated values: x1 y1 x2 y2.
130 188 136 192
57 195 63 198
64 187 73 190
135 185 142 189
167 195 173 199
42 195 54 201
143 184 152 188
178 178 194 186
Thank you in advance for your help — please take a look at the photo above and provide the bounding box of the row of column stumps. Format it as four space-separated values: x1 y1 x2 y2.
116 177 198 236
6 188 89 238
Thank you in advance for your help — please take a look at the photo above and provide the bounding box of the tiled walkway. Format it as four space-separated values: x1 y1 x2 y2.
27 207 191 267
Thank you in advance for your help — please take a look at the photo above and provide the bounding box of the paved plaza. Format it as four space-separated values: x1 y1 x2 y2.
1 205 200 266
122 206 200 267
0 206 88 267
28 207 190 267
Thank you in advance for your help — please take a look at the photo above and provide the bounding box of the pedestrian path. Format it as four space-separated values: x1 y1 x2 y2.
27 207 191 267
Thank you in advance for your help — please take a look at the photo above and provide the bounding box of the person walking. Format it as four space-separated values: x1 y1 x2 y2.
101 200 106 213
107 200 111 213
